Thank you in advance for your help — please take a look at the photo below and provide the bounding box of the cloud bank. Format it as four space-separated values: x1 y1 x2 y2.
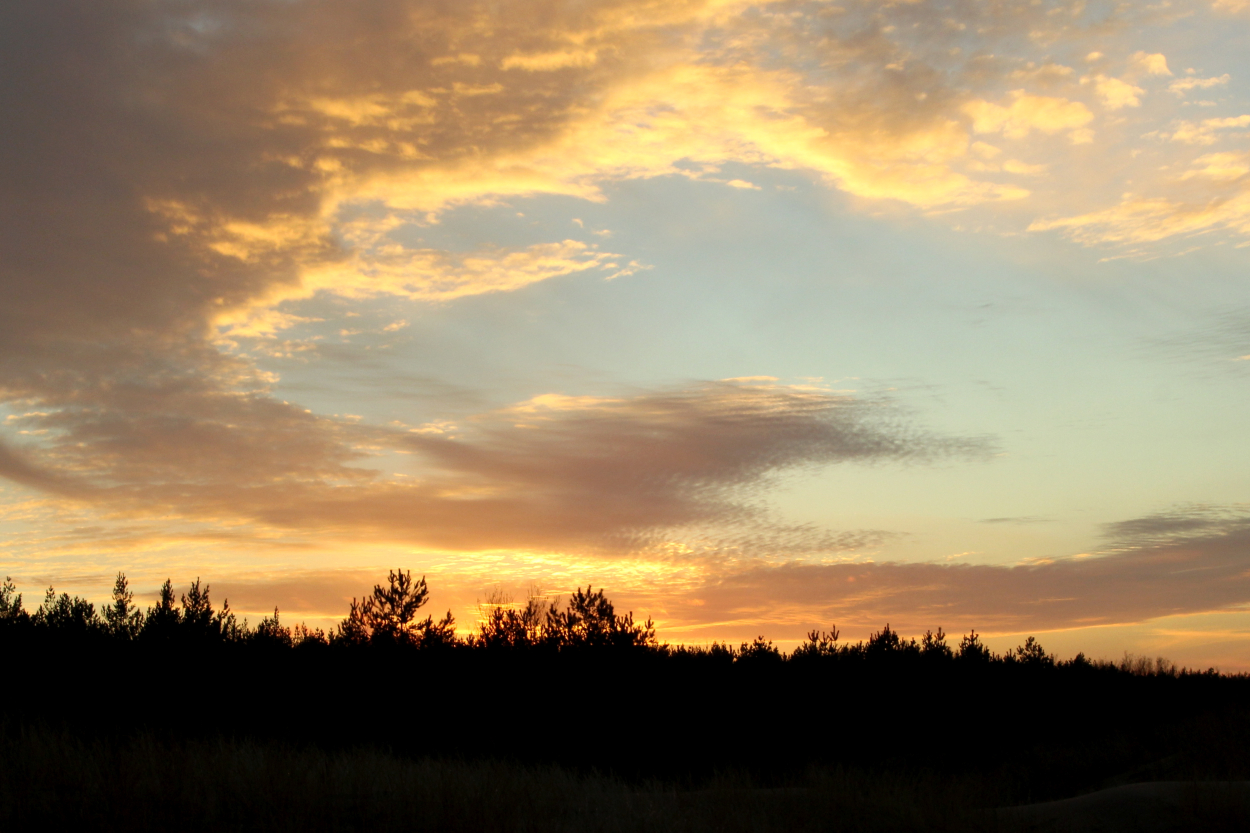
628 507 1250 638
1 379 988 553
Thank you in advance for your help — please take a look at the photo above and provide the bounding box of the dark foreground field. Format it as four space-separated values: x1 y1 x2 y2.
1 727 988 832
4 642 1250 832
4 721 1250 833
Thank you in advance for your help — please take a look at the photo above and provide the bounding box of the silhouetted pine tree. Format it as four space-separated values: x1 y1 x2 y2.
473 587 548 649
335 597 369 646
33 586 101 634
0 577 28 637
920 628 952 661
103 572 143 640
957 630 992 663
1013 635 1054 667
334 569 456 648
544 586 655 649
362 569 429 646
421 609 457 649
142 579 181 642
737 636 783 664
254 607 293 648
178 578 240 642
290 622 328 647
791 626 842 661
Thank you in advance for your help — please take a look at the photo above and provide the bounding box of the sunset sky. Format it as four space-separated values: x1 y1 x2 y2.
3 0 1250 666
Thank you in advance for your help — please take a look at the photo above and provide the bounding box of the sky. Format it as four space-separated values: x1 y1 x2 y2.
3 0 1250 668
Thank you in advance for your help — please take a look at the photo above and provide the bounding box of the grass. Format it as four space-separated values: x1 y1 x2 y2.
6 705 1250 831
0 724 1001 832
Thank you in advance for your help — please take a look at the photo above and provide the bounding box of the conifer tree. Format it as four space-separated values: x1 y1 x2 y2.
0 577 24 624
103 572 143 639
255 607 293 648
335 570 457 647
544 586 655 648
142 579 181 640
958 630 992 663
362 569 429 645
33 586 100 633
335 597 369 646
921 627 952 659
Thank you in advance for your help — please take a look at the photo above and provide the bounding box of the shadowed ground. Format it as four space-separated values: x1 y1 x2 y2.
4 724 1250 831
990 782 1250 832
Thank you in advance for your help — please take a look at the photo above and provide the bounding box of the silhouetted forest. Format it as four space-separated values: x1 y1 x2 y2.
3 570 1249 831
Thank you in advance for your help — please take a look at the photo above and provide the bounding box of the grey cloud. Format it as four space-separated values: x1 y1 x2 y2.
1147 308 1250 372
3 380 989 553
386 381 990 549
0 438 92 498
260 382 988 552
1102 504 1250 547
410 383 987 493
1 343 366 492
649 516 1250 638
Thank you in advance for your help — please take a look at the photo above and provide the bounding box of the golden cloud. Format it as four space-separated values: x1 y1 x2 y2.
963 91 1094 141
1169 74 1232 95
1128 51 1172 78
1212 0 1250 13
1162 115 1250 145
1029 190 1250 245
1086 74 1144 110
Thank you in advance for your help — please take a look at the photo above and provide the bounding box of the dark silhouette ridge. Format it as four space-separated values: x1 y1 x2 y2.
1 569 1248 825
0 570 1213 674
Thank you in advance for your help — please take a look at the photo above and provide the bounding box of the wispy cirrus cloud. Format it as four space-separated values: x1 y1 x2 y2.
632 509 1250 639
1101 504 1250 548
0 379 990 554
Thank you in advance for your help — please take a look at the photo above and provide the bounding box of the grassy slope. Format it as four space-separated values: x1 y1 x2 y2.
0 725 996 832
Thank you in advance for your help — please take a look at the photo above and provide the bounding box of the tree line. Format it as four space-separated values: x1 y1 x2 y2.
0 569 1199 675
0 570 654 652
